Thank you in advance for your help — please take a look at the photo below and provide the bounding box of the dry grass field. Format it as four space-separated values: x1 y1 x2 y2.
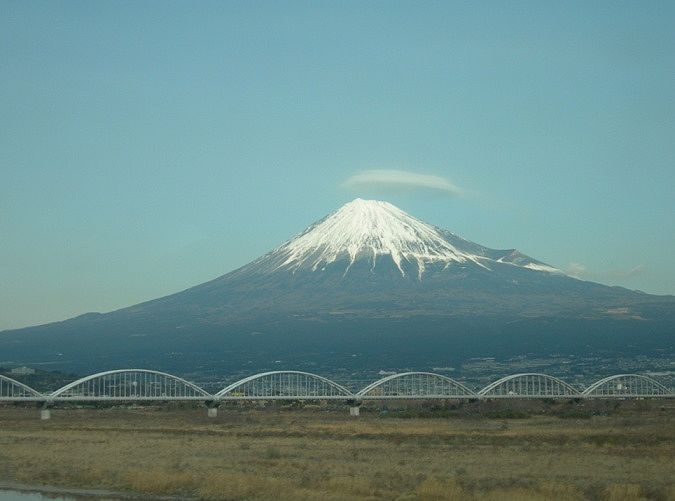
0 400 673 500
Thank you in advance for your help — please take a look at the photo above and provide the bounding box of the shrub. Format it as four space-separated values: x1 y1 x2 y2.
415 476 465 501
603 483 645 501
198 473 295 500
124 469 197 495
264 446 283 459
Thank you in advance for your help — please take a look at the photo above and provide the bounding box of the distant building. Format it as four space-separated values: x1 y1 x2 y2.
10 366 35 376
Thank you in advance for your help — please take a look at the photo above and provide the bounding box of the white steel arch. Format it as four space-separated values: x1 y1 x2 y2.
3 370 672 405
479 373 581 398
583 374 672 397
356 372 476 399
50 369 212 400
216 371 354 400
0 375 44 400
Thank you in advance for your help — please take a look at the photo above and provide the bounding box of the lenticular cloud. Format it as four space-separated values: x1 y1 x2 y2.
342 169 462 196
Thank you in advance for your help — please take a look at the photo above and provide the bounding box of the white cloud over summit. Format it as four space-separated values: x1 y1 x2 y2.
342 169 462 196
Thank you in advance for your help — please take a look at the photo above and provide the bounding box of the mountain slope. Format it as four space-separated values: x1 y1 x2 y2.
1 199 673 374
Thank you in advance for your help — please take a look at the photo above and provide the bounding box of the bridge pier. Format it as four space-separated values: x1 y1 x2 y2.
205 400 220 418
347 400 362 417
39 401 52 420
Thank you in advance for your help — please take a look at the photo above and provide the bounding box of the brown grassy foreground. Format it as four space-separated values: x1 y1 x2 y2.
0 400 673 500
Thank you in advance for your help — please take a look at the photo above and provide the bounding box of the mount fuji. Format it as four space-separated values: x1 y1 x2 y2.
2 199 673 373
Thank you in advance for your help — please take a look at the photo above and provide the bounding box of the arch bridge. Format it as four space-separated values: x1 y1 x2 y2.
0 369 672 419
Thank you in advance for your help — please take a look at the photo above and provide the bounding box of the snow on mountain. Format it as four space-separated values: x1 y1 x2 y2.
261 199 561 279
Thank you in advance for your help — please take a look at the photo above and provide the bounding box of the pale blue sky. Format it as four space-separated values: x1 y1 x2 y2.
1 1 674 330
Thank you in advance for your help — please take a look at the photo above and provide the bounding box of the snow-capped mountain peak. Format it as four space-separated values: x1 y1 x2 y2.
274 199 480 277
262 199 559 279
